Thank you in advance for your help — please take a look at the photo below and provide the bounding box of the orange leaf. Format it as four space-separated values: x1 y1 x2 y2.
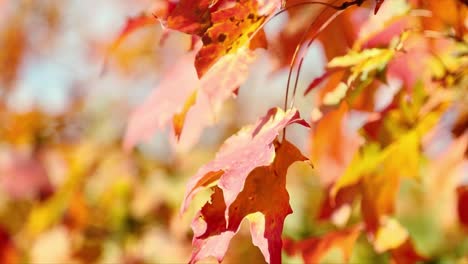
195 0 270 77
390 239 427 264
108 14 157 54
190 140 308 264
361 172 400 232
182 107 308 264
310 103 364 185
182 107 308 213
166 0 215 35
283 225 362 264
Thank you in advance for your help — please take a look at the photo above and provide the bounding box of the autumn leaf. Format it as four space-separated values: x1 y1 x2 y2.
457 185 468 228
182 107 309 264
390 238 427 264
373 218 408 252
310 102 366 185
327 36 405 85
318 184 359 223
165 0 215 35
0 150 51 200
360 171 400 232
420 0 468 34
331 112 439 197
124 48 256 151
194 0 273 77
0 227 18 264
353 0 410 48
175 48 257 150
283 225 362 264
108 14 157 55
124 52 198 150
182 107 308 213
314 27 411 107
190 140 307 264
124 53 199 149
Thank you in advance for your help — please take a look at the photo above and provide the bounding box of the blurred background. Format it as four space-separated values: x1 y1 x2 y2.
0 0 467 263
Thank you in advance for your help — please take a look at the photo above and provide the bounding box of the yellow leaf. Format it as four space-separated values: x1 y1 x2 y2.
374 218 408 252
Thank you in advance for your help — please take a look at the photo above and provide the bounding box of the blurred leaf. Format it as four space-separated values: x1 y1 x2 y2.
283 225 362 264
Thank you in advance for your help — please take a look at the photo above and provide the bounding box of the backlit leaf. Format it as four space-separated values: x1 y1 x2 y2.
283 225 362 264
182 107 309 263
195 0 272 77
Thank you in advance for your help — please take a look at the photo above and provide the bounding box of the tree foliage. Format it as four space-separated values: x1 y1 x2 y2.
0 0 467 263
120 0 468 263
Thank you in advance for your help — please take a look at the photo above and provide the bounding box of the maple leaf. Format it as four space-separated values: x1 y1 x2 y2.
194 0 273 77
331 112 439 197
283 225 362 264
310 32 408 107
107 14 157 55
175 48 257 150
182 107 309 264
182 107 308 212
123 52 198 150
0 14 26 88
124 48 256 151
310 103 368 185
318 184 359 222
360 171 400 232
190 140 307 264
304 69 344 96
165 0 215 35
327 38 404 85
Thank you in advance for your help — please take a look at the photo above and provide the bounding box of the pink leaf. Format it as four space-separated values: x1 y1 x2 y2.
124 48 257 152
182 107 308 214
123 52 199 151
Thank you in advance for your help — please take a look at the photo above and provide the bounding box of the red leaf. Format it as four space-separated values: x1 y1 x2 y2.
457 185 468 228
182 108 309 263
374 0 385 14
310 103 364 185
318 184 360 220
108 14 157 54
166 0 215 35
182 107 308 213
304 69 343 96
194 0 272 77
190 140 308 264
390 239 427 264
283 225 362 264
0 227 18 264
